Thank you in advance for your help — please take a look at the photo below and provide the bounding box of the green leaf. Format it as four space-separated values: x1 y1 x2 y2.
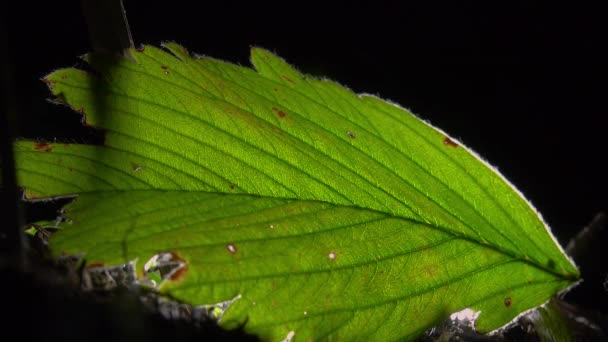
14 43 578 341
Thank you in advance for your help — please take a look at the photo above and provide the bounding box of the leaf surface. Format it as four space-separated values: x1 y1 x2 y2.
14 43 578 341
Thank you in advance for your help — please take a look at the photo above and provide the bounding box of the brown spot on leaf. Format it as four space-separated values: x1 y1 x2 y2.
280 75 294 84
86 261 105 269
169 265 188 281
34 142 52 152
504 297 512 308
161 65 168 70
229 184 235 190
68 168 74 172
272 107 286 118
164 251 188 282
443 137 459 147
347 131 356 139
226 243 238 254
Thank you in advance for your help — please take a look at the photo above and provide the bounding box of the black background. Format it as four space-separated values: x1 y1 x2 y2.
4 0 607 318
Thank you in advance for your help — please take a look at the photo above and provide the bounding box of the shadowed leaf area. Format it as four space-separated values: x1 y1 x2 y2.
12 43 578 341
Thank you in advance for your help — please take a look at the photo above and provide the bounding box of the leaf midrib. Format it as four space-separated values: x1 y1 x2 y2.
51 188 574 281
